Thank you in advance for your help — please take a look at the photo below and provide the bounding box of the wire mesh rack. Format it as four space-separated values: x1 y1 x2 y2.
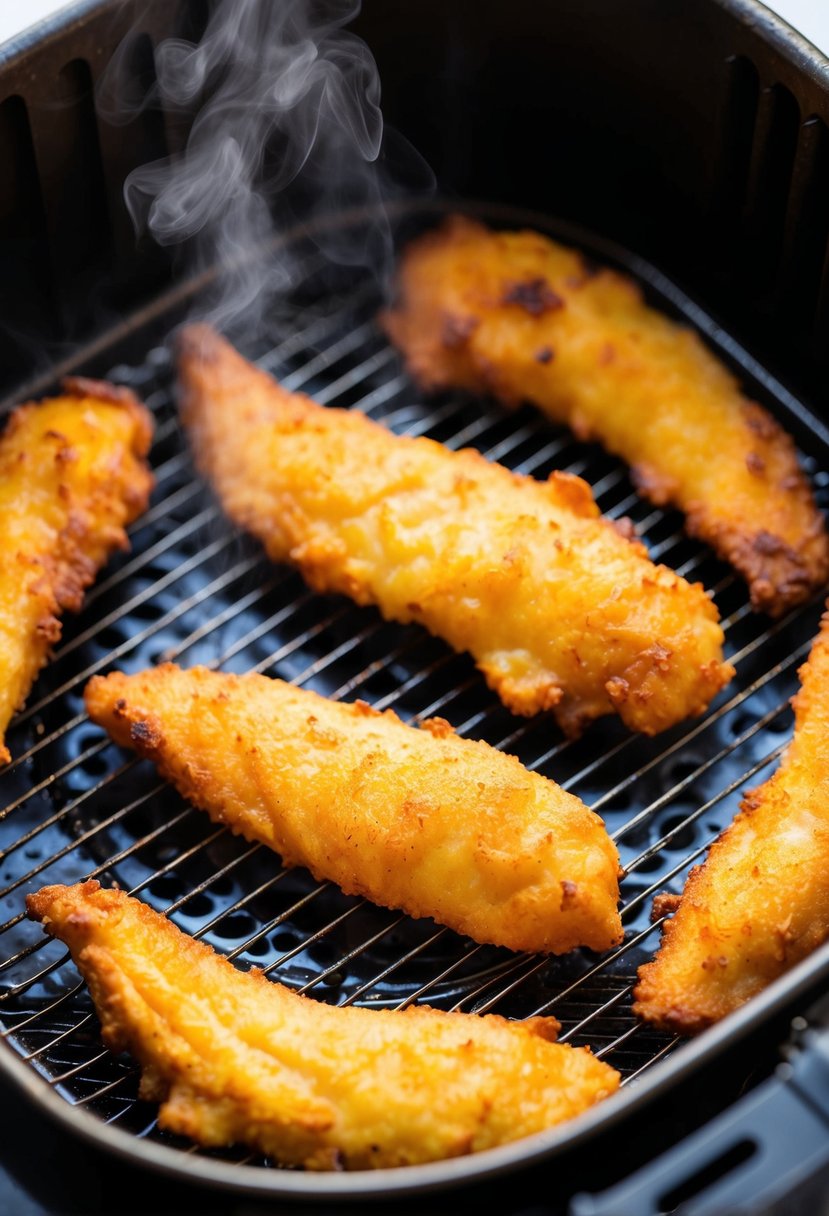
1 202 827 1190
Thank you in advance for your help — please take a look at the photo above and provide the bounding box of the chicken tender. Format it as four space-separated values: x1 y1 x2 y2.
633 609 829 1034
177 324 732 738
27 882 620 1170
85 663 622 954
381 215 829 616
0 378 153 764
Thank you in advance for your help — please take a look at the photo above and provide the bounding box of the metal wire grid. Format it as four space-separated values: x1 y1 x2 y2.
0 224 827 1171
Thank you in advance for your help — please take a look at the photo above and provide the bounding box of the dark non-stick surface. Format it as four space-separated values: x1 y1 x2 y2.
1 201 827 1198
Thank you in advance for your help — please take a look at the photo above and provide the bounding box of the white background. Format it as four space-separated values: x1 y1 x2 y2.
0 0 828 54
0 0 77 46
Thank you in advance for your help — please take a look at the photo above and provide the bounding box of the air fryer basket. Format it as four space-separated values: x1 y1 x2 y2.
2 0 829 1206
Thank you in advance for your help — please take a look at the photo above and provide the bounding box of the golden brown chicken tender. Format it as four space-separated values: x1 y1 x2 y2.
177 324 732 738
381 215 829 617
27 881 621 1169
85 663 622 954
633 609 829 1034
0 378 153 764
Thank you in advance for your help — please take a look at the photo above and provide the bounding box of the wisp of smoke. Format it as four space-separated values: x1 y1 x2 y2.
98 0 432 337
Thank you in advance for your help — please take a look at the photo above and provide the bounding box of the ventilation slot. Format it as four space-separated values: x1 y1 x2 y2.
29 59 112 336
0 95 51 386
708 56 760 248
739 83 800 299
93 32 170 293
778 116 829 355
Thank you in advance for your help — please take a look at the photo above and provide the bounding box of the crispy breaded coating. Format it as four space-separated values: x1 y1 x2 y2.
177 324 732 738
27 882 621 1169
85 663 622 954
381 215 829 616
0 379 153 764
633 610 829 1034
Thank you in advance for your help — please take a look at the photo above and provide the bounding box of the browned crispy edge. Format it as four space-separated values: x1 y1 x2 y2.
631 881 717 1037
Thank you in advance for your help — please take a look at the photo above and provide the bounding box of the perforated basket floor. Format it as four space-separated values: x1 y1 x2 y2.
1 201 827 1196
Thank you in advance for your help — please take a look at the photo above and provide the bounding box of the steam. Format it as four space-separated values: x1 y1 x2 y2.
99 0 431 336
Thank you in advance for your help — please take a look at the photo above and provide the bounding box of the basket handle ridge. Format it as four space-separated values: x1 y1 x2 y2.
570 993 829 1215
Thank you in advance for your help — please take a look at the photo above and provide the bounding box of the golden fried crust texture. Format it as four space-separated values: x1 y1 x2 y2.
85 664 622 954
633 610 829 1034
0 380 154 763
381 216 829 617
27 882 621 1169
177 324 732 738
